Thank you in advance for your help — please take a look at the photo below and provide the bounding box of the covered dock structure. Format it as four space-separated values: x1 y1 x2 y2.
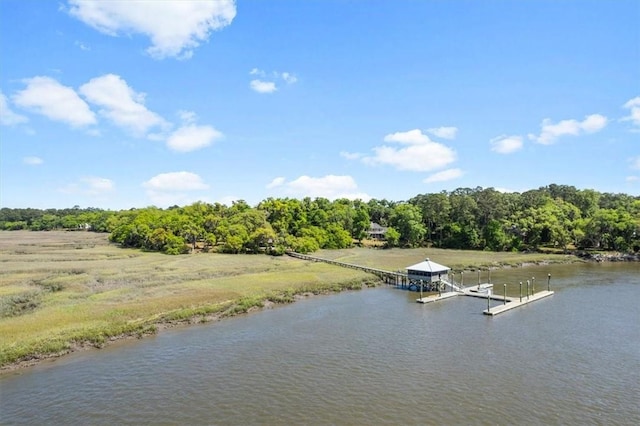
405 258 451 292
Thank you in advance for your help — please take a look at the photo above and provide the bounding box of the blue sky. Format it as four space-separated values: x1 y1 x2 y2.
1 0 639 209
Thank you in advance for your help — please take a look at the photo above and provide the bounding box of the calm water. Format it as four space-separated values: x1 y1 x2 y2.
1 263 639 425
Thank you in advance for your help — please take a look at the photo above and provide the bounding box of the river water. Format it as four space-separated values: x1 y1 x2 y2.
1 263 639 425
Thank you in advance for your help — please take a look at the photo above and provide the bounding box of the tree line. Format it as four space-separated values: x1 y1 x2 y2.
1 184 638 255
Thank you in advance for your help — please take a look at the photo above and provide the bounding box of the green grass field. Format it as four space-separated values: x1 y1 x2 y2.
0 231 576 369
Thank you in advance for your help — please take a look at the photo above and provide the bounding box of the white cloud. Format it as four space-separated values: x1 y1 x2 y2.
166 124 223 152
83 176 115 194
427 126 458 140
0 91 28 126
529 114 608 145
626 176 638 182
490 135 523 154
79 74 165 136
67 0 236 59
266 177 285 189
580 114 608 132
363 129 456 172
271 175 370 201
423 168 463 183
622 96 640 129
383 129 431 145
630 156 640 170
248 69 297 93
495 187 518 193
217 195 242 206
143 171 210 207
23 156 43 165
250 79 277 94
13 76 96 127
143 171 209 192
59 176 114 195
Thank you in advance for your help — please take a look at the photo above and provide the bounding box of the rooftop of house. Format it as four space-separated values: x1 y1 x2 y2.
406 258 450 273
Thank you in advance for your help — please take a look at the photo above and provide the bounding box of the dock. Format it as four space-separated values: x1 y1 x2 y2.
483 290 554 316
416 291 458 303
286 251 554 316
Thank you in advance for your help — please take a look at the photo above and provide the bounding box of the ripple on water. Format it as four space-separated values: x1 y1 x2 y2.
1 264 639 425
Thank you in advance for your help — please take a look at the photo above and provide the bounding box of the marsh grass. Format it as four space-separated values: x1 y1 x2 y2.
316 247 578 271
0 231 575 368
0 231 374 367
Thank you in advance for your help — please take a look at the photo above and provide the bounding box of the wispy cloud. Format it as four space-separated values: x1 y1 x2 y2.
490 135 523 154
249 68 297 94
166 124 223 152
59 176 115 196
427 126 457 140
621 96 640 130
266 177 285 189
0 91 28 126
23 156 43 166
267 175 370 201
75 40 90 51
340 151 363 160
67 0 236 59
423 168 463 183
143 171 210 206
528 114 607 145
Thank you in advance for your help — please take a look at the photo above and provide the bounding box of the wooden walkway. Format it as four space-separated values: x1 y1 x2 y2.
286 251 409 286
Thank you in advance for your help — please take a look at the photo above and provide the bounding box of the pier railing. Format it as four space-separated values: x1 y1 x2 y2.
286 251 407 285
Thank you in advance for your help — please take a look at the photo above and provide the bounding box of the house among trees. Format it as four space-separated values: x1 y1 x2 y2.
368 222 387 240
406 258 450 284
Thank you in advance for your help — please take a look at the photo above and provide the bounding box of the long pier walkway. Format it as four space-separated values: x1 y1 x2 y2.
286 251 409 286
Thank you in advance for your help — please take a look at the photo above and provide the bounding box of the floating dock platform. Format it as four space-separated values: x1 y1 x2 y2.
416 291 458 304
483 290 554 316
416 283 555 316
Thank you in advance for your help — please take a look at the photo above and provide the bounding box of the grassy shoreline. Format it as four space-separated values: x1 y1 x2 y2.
0 231 579 372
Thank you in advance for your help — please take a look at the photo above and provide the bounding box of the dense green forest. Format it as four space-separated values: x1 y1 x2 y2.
1 184 639 255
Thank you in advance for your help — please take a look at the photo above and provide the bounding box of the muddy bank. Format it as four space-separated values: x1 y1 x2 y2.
576 252 640 262
0 284 374 374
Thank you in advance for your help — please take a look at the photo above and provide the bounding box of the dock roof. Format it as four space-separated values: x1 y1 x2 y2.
406 258 450 273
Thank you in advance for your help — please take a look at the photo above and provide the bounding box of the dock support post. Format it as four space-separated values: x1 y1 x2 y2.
488 269 491 284
487 292 490 312
527 280 530 300
478 270 481 288
519 282 522 302
420 280 423 300
532 277 535 294
504 284 507 305
547 274 551 292
461 272 464 287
